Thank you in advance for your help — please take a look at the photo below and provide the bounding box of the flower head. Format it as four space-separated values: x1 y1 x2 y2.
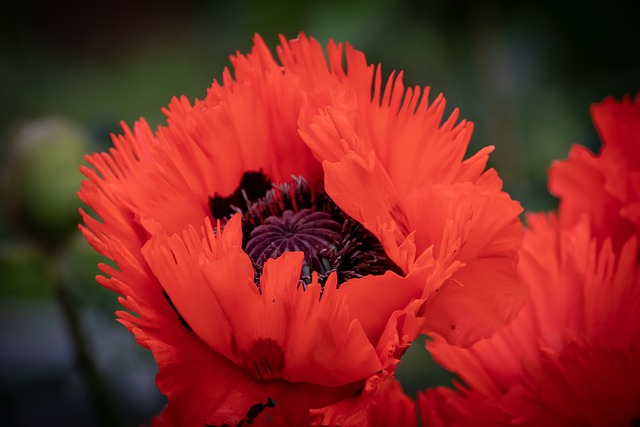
79 33 525 425
419 95 640 426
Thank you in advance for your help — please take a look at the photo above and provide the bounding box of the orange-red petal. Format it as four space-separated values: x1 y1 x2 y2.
145 215 382 388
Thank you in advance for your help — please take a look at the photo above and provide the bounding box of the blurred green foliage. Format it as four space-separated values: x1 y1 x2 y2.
0 0 637 425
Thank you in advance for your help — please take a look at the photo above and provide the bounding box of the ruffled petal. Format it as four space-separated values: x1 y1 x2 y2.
549 95 640 248
418 384 513 427
311 376 414 427
300 58 480 198
416 95 640 425
147 323 267 427
310 298 427 426
299 67 525 347
146 214 381 388
402 182 525 346
516 337 640 426
369 379 417 427
420 215 640 425
591 95 640 165
338 269 429 345
248 253 382 386
142 215 246 361
401 182 523 264
422 257 527 347
321 149 414 270
80 35 325 247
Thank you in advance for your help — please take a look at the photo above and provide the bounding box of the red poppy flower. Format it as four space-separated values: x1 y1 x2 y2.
79 33 525 425
418 95 640 426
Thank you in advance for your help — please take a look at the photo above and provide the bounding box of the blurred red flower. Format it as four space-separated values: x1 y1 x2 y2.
79 33 525 426
550 95 640 249
419 96 640 426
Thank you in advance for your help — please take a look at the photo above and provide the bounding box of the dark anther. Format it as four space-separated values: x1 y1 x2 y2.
209 171 272 219
327 217 403 284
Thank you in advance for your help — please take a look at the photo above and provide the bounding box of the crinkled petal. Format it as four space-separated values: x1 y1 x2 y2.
311 376 414 427
146 214 381 388
549 95 640 247
520 338 640 426
146 323 267 427
338 268 431 345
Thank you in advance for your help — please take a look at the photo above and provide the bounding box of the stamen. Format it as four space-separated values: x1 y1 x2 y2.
209 172 402 286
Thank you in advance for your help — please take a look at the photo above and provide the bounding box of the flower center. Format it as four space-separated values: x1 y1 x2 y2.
245 209 342 275
209 171 402 285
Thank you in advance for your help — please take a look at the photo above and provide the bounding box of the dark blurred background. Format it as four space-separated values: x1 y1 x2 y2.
0 1 638 426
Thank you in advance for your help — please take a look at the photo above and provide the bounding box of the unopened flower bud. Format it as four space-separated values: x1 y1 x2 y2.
2 117 89 249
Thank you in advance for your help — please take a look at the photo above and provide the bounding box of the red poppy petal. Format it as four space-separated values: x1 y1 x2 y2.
212 252 381 386
548 144 615 229
79 119 163 255
150 215 381 386
401 181 523 264
418 384 516 427
321 151 414 271
91 219 266 426
143 320 267 427
399 182 526 346
201 33 324 184
591 95 640 164
421 215 640 425
299 50 480 198
369 379 417 427
519 213 640 348
311 375 415 427
281 270 383 386
277 33 350 94
422 257 528 347
517 338 640 425
81 34 327 245
338 268 430 345
259 381 363 426
142 216 248 361
549 95 640 248
376 300 430 374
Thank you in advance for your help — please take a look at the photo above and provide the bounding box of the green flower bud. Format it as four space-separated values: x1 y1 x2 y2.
2 117 90 249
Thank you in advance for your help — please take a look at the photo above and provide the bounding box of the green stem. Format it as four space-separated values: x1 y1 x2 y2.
47 250 118 427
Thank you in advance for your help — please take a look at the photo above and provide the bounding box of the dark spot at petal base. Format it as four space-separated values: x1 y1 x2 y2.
237 338 285 380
